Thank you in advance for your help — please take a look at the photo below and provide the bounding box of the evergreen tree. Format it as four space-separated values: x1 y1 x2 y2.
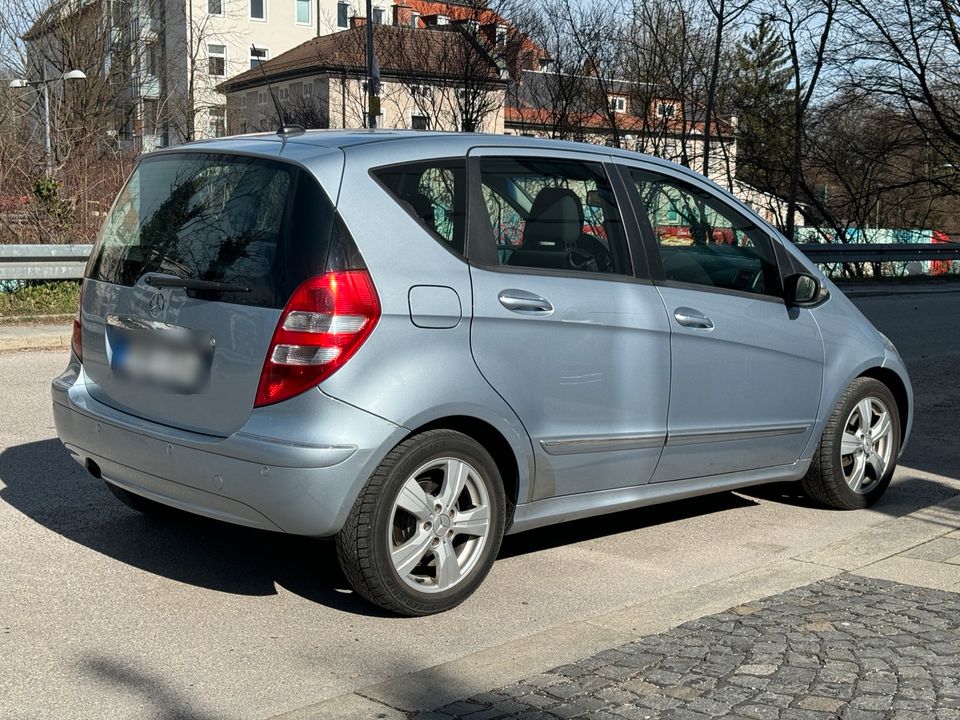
732 16 793 192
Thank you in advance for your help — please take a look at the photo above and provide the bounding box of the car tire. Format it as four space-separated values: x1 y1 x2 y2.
336 429 506 616
105 481 170 516
801 377 901 510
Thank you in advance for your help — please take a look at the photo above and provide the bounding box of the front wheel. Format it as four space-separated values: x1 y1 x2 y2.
801 377 901 509
336 430 506 616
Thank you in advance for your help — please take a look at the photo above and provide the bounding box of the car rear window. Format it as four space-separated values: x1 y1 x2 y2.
87 152 337 308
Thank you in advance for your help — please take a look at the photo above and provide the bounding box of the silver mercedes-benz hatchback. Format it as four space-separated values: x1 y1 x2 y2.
53 131 913 615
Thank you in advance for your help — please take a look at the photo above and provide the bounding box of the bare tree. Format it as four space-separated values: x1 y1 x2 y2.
764 0 839 240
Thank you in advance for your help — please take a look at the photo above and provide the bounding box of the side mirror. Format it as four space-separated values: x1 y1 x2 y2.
785 272 827 307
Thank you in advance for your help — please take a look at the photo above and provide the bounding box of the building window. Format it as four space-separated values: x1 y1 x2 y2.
295 0 310 24
208 0 223 14
337 1 349 27
656 102 675 118
208 44 226 76
240 94 247 109
372 6 384 24
436 14 449 25
411 115 429 131
144 41 158 75
278 87 289 101
609 96 627 113
208 107 226 137
495 24 507 44
142 98 158 135
250 46 268 69
258 90 267 105
250 0 265 20
410 11 420 27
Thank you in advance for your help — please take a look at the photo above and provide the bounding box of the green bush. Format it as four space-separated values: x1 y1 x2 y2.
0 281 81 320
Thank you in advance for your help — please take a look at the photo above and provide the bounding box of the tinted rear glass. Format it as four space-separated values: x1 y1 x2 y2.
87 152 336 308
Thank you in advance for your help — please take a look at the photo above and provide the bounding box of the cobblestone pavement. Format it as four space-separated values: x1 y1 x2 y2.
410 575 960 720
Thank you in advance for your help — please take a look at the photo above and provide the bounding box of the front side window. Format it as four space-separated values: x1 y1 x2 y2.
208 44 226 76
250 0 265 20
295 0 310 24
477 157 632 276
630 169 781 297
372 160 466 255
337 1 349 27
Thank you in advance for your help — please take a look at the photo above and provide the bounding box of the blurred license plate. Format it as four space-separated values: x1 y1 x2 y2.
107 316 213 393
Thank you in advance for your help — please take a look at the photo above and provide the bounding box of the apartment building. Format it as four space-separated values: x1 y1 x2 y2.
24 0 514 149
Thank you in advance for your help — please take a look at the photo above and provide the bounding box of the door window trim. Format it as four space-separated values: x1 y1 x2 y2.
616 160 788 304
464 151 652 283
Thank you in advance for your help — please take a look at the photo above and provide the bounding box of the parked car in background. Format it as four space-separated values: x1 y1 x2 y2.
52 131 912 615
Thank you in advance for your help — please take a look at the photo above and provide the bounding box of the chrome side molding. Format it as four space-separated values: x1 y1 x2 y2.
539 424 809 456
540 433 666 455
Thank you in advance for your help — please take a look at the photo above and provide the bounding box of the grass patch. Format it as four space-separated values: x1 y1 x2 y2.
0 281 80 320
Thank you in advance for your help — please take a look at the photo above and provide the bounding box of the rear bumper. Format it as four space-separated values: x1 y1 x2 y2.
51 364 405 536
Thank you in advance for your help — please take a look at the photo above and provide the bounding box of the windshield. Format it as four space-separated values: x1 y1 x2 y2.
87 152 336 308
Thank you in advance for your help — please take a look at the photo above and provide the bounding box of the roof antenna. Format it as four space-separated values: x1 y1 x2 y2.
251 43 304 138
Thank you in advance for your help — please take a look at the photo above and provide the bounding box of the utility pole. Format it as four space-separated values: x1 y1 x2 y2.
365 0 379 129
40 75 52 175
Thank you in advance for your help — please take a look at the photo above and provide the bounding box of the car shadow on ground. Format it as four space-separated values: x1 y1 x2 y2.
0 437 778 617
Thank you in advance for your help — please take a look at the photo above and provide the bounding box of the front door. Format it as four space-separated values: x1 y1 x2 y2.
621 164 824 482
466 149 672 499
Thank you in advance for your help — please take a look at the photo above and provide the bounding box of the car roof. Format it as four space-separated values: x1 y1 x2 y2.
170 129 668 166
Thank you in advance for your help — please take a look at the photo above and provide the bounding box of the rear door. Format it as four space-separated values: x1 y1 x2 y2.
80 151 340 436
619 163 824 481
466 147 671 499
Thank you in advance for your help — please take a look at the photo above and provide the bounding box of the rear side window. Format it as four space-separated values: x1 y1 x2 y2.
371 160 467 255
88 152 340 308
629 169 782 298
476 157 632 276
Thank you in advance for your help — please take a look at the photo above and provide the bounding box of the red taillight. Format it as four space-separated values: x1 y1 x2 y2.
255 270 380 407
71 285 83 361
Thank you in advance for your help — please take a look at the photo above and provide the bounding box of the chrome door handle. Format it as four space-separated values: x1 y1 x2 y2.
498 289 554 315
674 307 714 329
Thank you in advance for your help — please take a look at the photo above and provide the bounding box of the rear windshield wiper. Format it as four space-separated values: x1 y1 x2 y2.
144 275 251 293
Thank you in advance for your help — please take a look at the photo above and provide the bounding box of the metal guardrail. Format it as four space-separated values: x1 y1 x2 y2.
797 243 960 263
0 244 92 281
0 242 957 282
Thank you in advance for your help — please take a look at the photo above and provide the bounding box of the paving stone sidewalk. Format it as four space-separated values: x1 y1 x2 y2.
410 575 960 720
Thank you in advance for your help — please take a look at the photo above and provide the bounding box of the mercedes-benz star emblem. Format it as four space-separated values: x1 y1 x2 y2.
148 292 165 318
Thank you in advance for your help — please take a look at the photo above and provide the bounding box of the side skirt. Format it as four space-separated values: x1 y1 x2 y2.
506 461 810 535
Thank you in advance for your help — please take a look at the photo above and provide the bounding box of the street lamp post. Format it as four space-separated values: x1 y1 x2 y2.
9 69 87 176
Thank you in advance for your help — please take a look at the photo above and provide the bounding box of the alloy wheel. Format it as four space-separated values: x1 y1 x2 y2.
387 457 492 593
840 396 894 494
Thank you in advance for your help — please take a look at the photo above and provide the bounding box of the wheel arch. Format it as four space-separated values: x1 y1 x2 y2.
857 366 910 447
399 415 524 526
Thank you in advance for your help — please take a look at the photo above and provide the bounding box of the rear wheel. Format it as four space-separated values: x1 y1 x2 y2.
801 377 900 509
336 430 506 616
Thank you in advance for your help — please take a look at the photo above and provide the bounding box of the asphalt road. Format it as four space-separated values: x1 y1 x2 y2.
1 291 958 720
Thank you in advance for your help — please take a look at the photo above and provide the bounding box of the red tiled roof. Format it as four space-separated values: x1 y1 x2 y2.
504 106 734 137
218 25 506 92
